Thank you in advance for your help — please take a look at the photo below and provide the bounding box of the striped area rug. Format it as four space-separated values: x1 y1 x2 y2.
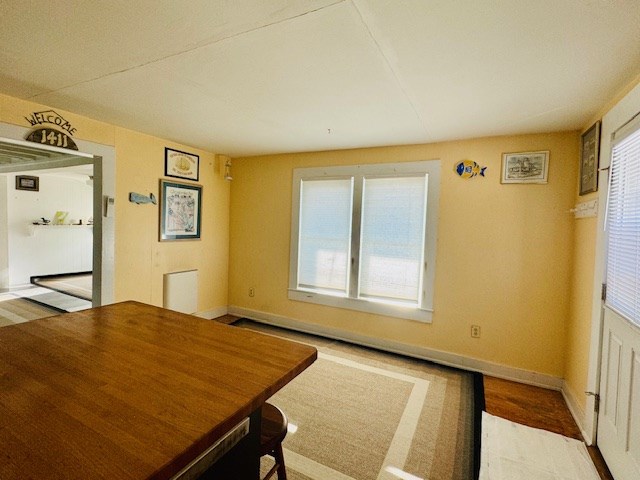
0 295 59 327
238 320 483 480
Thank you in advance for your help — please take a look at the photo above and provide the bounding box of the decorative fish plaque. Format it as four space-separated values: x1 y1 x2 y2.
455 160 487 179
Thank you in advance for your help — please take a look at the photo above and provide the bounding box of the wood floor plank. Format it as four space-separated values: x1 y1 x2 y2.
214 314 240 325
0 297 59 325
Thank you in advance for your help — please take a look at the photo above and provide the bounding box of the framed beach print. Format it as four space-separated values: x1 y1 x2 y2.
159 180 202 241
165 147 199 181
580 121 601 195
501 151 549 184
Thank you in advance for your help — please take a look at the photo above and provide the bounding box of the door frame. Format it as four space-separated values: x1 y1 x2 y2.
584 80 640 445
0 122 115 306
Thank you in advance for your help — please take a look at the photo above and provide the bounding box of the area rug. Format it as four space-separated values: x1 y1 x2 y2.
0 294 58 327
11 287 92 313
238 320 483 480
30 272 93 301
480 412 600 480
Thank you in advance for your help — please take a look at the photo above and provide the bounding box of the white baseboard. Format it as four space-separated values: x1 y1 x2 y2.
228 305 564 390
195 305 228 320
562 381 591 444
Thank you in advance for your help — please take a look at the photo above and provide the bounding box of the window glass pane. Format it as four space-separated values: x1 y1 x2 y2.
298 178 353 294
606 125 640 327
359 176 426 303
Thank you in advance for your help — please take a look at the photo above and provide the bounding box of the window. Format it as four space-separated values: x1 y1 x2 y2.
289 160 440 322
606 115 640 327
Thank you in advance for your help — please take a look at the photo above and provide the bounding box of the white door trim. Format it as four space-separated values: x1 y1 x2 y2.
0 122 115 306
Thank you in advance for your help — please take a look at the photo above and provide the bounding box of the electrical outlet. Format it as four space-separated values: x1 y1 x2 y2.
471 325 481 338
248 287 255 297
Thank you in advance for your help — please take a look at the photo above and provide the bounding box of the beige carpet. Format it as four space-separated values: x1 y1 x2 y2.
239 321 480 480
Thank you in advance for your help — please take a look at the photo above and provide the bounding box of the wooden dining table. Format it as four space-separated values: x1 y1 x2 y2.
0 301 317 479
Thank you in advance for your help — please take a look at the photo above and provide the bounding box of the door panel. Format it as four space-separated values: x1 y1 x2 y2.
598 307 640 480
603 330 622 426
628 349 640 467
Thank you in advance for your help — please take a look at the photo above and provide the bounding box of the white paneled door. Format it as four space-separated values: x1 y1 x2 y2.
598 114 640 480
598 308 640 480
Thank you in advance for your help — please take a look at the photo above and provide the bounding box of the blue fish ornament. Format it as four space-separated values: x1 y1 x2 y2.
129 192 157 205
455 160 487 179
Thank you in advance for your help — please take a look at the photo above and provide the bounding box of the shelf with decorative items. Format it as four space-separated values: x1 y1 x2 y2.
28 220 93 237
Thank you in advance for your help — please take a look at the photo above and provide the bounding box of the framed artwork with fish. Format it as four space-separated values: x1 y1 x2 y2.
165 147 199 181
579 121 600 195
501 151 549 184
160 180 202 241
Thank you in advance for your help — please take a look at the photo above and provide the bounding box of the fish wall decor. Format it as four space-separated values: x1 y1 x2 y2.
129 192 157 205
455 160 487 179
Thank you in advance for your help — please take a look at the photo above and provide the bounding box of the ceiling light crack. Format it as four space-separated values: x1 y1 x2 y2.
29 0 348 101
349 0 431 139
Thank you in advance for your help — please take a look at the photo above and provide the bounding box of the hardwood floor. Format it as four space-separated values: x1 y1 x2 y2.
213 313 241 325
484 376 614 480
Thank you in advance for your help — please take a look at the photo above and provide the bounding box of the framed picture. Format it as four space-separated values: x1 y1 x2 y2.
501 151 549 184
580 121 601 195
165 147 199 181
15 175 39 191
159 180 202 241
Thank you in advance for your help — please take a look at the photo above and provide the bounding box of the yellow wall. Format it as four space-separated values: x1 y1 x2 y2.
0 93 230 313
563 128 599 414
3 71 639 401
229 132 579 377
565 214 597 410
563 74 640 414
114 129 230 311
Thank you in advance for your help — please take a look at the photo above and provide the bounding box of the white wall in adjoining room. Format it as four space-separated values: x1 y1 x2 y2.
7 172 93 286
0 176 8 288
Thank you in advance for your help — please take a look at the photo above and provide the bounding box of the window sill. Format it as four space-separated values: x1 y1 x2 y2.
288 288 433 323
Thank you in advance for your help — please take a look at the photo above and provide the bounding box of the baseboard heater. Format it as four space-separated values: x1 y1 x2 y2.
163 269 198 314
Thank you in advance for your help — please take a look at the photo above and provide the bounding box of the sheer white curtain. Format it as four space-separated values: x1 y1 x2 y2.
298 178 353 295
359 176 427 304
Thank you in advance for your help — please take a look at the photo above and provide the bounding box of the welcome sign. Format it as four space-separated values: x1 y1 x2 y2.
24 110 78 150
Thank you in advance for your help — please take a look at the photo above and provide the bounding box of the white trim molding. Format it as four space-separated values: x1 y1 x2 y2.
228 305 564 391
288 160 440 323
562 380 590 444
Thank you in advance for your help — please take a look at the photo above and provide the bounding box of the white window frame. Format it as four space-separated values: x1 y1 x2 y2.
288 160 440 322
604 113 640 327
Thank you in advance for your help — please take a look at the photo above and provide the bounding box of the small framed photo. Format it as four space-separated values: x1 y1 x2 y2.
15 175 39 191
501 151 549 184
165 147 199 181
160 180 202 241
580 121 601 196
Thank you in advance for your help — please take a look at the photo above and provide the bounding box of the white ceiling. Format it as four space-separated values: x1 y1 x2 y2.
1 0 639 157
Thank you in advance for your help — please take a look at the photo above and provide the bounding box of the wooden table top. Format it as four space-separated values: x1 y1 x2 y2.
0 301 317 480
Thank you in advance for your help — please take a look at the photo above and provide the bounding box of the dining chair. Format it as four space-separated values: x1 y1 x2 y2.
260 402 288 480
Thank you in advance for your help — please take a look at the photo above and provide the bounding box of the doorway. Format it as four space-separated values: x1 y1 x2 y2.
2 161 95 312
0 126 115 310
584 81 640 480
